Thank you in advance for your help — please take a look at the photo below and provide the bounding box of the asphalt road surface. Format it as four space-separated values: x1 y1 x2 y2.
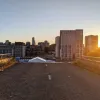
0 63 100 100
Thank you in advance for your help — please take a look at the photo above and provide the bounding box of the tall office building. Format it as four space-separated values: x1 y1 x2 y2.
38 42 45 50
85 35 98 54
26 42 31 47
32 37 36 45
13 42 26 57
59 29 83 60
55 36 60 58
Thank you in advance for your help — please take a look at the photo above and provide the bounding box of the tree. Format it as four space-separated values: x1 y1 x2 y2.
49 44 56 51
44 47 49 54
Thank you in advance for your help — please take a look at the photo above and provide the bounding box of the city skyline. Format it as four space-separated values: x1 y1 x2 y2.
0 0 100 45
1 31 100 47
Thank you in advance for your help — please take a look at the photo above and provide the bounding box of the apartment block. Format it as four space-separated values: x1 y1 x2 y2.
59 29 83 60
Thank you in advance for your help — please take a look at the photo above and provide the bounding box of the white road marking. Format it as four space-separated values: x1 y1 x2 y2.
45 64 48 66
68 62 72 64
48 75 52 80
68 76 71 78
10 95 13 98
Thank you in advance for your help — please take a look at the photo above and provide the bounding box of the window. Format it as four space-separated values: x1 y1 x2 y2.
65 54 67 57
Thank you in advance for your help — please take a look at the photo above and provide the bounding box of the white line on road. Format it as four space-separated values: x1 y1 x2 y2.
68 76 71 78
45 64 48 67
48 75 52 80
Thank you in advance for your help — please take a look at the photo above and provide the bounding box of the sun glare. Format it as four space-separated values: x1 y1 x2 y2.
98 41 100 47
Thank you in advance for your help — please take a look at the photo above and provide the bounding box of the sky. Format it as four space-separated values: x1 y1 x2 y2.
0 0 100 45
